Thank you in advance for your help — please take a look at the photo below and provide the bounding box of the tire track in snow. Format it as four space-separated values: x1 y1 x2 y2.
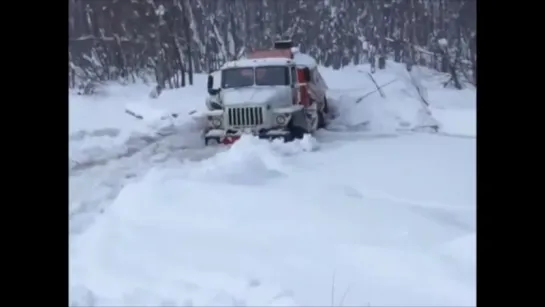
315 126 474 145
434 131 475 139
70 131 298 307
69 124 473 236
69 123 187 174
70 126 473 306
69 126 222 236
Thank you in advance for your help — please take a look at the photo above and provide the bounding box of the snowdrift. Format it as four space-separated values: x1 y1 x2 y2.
70 130 475 306
69 76 209 172
322 61 475 137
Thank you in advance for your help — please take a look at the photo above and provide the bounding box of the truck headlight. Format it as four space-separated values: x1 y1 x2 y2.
275 115 287 125
211 117 222 128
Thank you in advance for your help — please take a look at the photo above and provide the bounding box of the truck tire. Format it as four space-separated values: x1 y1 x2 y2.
317 110 326 129
286 116 307 141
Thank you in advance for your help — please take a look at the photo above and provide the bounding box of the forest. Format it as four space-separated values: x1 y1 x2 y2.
68 0 476 92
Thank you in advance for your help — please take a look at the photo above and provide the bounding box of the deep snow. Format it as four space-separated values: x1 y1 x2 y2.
69 61 476 306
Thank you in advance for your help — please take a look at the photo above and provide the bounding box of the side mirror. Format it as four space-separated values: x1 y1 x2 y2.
302 68 311 82
208 88 221 95
207 75 213 90
207 74 221 95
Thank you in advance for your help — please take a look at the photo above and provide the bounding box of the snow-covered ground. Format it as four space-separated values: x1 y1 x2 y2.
69 75 211 171
69 62 476 306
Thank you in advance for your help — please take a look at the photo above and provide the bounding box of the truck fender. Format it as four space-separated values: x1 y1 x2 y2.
272 105 304 114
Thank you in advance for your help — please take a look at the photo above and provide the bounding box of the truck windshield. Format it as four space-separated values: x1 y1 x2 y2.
221 68 254 88
221 66 289 89
255 66 289 86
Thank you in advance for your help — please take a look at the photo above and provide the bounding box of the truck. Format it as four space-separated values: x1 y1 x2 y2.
202 40 330 145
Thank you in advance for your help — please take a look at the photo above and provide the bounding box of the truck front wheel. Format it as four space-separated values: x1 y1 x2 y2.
317 110 326 129
286 114 308 141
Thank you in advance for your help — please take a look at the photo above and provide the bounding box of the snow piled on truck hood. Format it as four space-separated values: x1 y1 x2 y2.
221 87 291 106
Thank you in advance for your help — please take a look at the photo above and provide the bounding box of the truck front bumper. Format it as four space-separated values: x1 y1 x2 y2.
204 128 292 145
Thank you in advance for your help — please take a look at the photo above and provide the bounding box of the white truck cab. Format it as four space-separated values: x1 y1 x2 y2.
202 41 327 145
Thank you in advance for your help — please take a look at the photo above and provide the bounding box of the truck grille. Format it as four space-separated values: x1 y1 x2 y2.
227 107 264 127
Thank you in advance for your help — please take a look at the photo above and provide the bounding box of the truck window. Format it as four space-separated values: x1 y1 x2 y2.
255 66 290 86
221 68 254 88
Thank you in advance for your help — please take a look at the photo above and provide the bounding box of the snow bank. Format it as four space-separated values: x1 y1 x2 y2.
432 108 476 137
396 64 476 137
321 62 476 137
165 134 319 185
71 129 475 306
69 76 209 171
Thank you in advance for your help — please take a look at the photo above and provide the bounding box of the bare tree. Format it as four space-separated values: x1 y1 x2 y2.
68 0 476 92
